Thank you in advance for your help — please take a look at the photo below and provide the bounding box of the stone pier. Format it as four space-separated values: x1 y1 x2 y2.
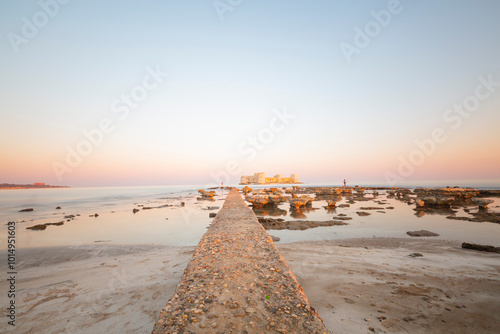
152 188 329 333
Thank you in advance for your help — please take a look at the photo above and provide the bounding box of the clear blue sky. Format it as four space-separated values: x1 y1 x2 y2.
1 0 499 187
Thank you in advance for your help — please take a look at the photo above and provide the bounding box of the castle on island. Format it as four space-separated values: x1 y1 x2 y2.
239 172 300 185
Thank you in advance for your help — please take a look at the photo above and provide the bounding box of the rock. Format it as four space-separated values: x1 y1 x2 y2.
472 198 494 209
409 253 423 257
19 208 34 212
462 242 500 253
209 213 217 218
245 195 270 208
359 207 385 210
26 221 65 230
325 200 337 207
257 217 348 230
56 206 61 209
356 211 371 216
288 196 313 210
198 189 216 199
133 208 140 214
419 196 455 207
94 213 99 217
241 186 252 193
270 235 280 242
26 224 47 230
334 216 352 220
64 215 75 219
446 216 471 221
407 230 439 237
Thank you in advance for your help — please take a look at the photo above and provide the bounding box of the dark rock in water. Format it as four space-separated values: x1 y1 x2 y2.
447 212 500 224
462 242 500 253
270 235 280 242
471 211 500 224
93 213 99 217
209 213 217 218
409 253 423 257
19 208 34 212
257 217 348 230
446 216 472 222
407 230 439 237
360 207 385 210
64 215 75 219
56 206 61 210
334 216 352 220
26 221 65 230
338 204 350 208
133 208 140 214
356 211 371 216
26 224 47 230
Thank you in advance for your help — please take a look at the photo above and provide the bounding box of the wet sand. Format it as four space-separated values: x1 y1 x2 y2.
1 238 499 333
279 238 500 333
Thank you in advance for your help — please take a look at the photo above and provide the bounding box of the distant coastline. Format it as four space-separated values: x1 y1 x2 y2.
0 183 70 190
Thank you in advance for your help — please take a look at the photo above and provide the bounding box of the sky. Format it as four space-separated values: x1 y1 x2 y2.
1 0 499 187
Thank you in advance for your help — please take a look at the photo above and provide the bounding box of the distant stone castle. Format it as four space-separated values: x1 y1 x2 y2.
239 172 300 185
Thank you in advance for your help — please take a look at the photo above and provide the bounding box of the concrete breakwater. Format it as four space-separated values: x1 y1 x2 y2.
152 188 329 333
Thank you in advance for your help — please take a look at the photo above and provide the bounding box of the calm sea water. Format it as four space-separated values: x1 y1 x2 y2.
1 185 499 249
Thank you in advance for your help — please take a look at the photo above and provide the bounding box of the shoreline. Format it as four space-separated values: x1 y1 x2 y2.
1 237 499 333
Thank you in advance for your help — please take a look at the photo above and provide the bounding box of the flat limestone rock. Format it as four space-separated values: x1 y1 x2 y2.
152 188 328 334
462 242 500 253
258 217 348 230
407 230 439 237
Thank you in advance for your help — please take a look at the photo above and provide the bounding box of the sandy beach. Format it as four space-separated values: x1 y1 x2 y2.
2 237 499 333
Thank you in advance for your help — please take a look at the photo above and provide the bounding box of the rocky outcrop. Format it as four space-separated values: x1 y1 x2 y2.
241 186 252 194
356 211 371 216
198 189 216 199
245 195 269 208
245 193 286 209
26 221 64 230
472 198 494 209
407 230 439 237
416 196 454 207
19 208 34 212
462 242 500 253
325 199 338 207
257 217 348 230
288 195 313 210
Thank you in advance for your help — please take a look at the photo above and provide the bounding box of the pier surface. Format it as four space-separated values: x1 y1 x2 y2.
152 188 328 333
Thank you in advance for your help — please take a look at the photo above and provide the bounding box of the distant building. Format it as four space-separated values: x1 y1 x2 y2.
240 173 300 185
33 182 45 186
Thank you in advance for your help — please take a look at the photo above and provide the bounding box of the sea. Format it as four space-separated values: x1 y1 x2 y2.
1 184 500 249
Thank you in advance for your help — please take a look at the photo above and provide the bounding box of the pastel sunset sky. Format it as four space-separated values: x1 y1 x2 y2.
1 0 499 187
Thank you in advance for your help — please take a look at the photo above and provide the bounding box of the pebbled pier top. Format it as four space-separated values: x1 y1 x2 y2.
152 188 329 333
